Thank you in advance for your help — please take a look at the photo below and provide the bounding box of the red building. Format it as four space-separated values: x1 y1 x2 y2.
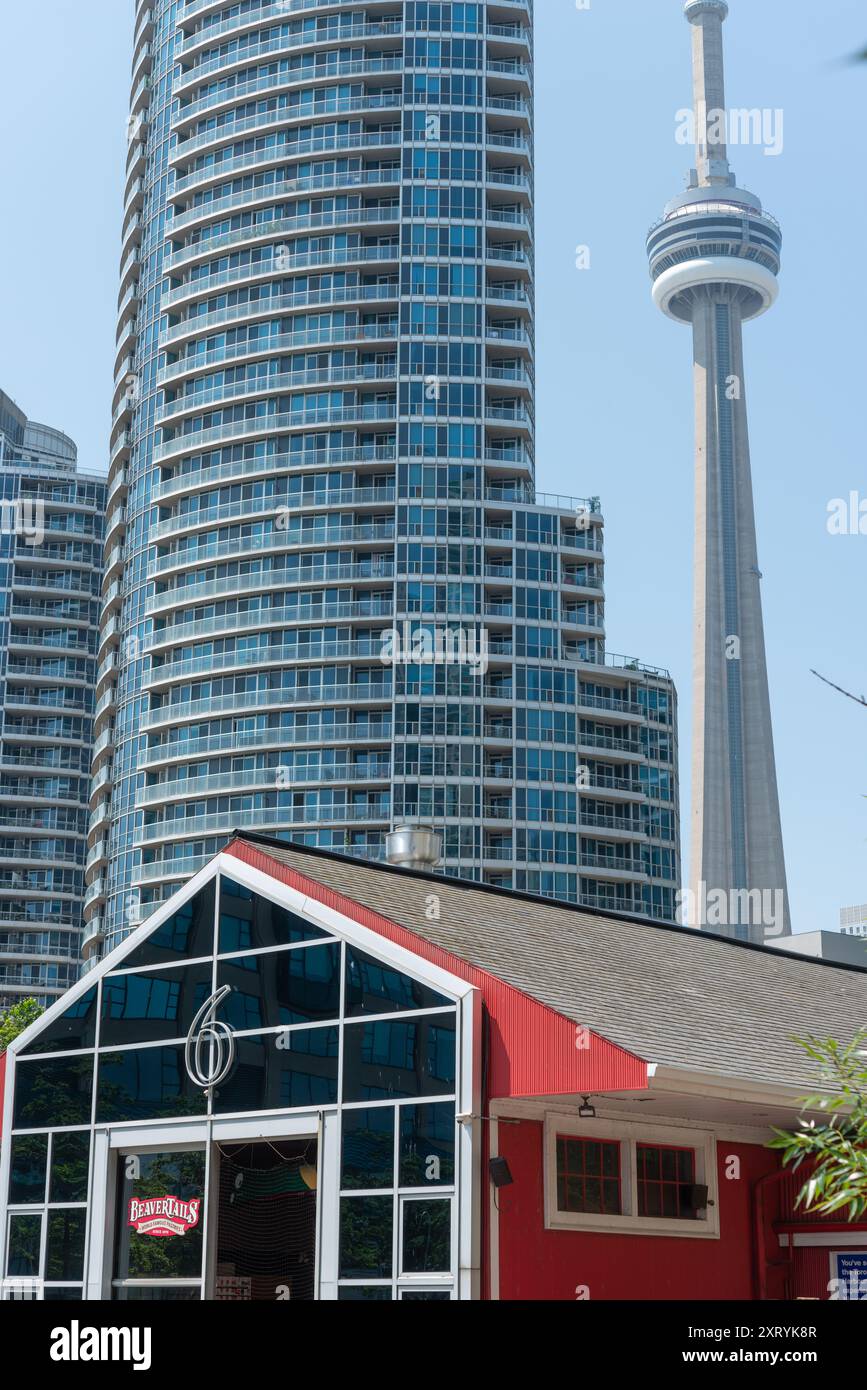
1 833 865 1301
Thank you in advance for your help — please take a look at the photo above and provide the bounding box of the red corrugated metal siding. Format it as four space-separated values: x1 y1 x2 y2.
226 841 650 1098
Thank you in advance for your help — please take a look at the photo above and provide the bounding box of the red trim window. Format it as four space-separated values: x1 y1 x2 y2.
636 1144 696 1220
556 1136 622 1215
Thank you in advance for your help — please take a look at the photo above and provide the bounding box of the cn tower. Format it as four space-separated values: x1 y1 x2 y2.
647 0 790 941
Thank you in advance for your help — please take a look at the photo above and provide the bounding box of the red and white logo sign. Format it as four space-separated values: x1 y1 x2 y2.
127 1195 201 1239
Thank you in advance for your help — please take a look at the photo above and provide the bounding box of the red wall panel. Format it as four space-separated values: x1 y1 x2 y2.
496 1120 779 1301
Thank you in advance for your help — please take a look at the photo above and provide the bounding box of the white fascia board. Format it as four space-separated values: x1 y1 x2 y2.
647 1063 819 1111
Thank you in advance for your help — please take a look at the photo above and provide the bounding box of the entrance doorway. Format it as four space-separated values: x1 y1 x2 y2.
213 1139 317 1301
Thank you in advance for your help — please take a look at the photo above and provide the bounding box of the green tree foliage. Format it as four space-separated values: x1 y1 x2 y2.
769 1031 867 1221
0 998 43 1052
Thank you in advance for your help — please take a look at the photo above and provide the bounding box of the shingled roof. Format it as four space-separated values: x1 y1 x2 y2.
229 833 867 1092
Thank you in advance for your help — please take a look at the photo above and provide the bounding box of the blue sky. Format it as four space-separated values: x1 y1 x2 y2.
0 0 863 933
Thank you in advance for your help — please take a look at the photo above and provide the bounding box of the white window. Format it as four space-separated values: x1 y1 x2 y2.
544 1114 720 1240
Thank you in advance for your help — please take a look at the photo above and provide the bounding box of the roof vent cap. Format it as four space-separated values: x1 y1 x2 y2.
386 825 443 871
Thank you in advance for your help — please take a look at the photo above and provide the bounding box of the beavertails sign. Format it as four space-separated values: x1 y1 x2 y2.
127 1195 201 1238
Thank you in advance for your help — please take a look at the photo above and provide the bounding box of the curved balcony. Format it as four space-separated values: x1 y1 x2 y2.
153 402 397 464
158 321 399 384
165 204 401 274
145 638 393 690
139 761 392 808
173 70 403 133
152 444 397 502
146 563 395 618
152 485 396 541
161 281 399 350
158 365 397 425
163 243 398 310
172 128 403 194
146 601 394 654
141 681 393 731
140 721 393 769
150 521 397 578
169 167 401 236
175 24 404 98
136 800 391 847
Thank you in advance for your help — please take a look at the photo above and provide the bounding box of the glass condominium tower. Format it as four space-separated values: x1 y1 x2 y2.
86 0 681 961
0 390 106 1007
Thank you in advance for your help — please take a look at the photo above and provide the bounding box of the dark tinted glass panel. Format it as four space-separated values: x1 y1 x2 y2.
100 962 213 1047
338 1286 392 1301
399 1104 456 1188
401 1291 451 1300
44 1288 84 1300
339 1196 393 1279
342 1107 395 1190
13 1056 93 1129
50 1132 91 1204
96 1047 206 1124
219 877 329 953
403 1200 451 1274
117 881 216 970
218 944 341 1031
213 1028 339 1114
46 1211 86 1281
342 1014 456 1103
115 1150 205 1282
9 1134 48 1204
18 988 97 1055
345 947 453 1017
7 1214 41 1277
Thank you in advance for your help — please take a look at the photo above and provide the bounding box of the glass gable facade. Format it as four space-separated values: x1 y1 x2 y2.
1 871 467 1300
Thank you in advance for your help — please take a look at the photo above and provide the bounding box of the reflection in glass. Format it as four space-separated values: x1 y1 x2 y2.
219 877 329 953
13 1055 94 1129
403 1200 452 1275
338 1286 392 1301
114 1150 206 1285
44 1288 85 1300
117 880 216 970
18 988 97 1055
96 1046 206 1124
100 962 213 1047
219 944 341 1031
9 1134 48 1204
401 1290 451 1300
400 1104 455 1188
50 1132 91 1204
46 1211 86 1282
7 1213 41 1277
214 1028 339 1114
342 1014 457 1103
345 947 453 1017
339 1196 393 1280
341 1108 395 1190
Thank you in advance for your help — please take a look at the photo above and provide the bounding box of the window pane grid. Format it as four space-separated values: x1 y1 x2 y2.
556 1136 621 1215
636 1143 696 1220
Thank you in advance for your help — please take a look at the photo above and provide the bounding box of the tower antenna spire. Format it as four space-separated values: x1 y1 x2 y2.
685 0 732 187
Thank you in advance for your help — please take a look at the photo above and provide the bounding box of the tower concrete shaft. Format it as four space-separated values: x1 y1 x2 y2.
648 2 790 942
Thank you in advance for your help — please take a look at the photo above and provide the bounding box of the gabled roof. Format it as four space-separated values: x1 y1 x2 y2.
226 834 867 1091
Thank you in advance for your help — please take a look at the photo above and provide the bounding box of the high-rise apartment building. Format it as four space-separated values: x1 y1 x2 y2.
840 906 867 940
647 0 789 942
0 390 105 1006
86 0 681 962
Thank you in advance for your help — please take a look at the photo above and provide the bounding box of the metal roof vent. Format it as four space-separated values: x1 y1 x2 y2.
385 825 443 871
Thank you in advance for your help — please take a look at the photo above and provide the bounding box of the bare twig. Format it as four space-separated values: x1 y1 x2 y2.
811 671 867 709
